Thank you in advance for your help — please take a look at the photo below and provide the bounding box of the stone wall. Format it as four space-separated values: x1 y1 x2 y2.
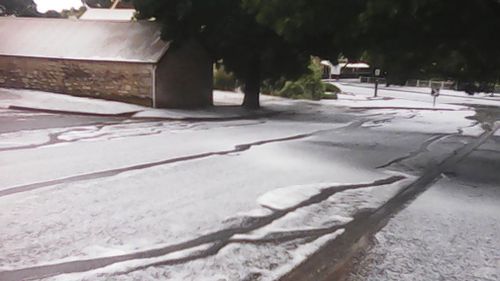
0 55 154 106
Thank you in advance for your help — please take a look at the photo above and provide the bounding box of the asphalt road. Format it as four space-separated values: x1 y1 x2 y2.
0 100 498 281
346 135 500 281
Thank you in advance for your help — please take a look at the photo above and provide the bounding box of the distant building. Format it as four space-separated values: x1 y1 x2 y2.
321 60 371 79
338 62 371 78
0 17 213 108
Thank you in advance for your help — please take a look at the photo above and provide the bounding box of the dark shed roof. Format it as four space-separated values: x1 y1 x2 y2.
0 17 169 63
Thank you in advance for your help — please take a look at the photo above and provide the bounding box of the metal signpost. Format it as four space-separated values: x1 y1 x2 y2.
431 87 440 107
373 68 382 97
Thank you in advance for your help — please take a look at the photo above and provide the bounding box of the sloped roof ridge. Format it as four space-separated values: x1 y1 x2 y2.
0 17 169 63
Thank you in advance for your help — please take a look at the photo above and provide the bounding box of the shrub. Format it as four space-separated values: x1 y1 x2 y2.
261 78 286 96
268 59 326 100
279 81 306 99
213 66 239 91
220 59 339 100
324 83 341 93
321 92 338 100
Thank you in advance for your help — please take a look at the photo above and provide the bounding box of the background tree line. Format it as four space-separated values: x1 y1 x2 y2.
132 0 500 108
3 0 499 107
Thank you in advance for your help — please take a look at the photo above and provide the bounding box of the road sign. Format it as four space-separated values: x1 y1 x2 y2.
431 88 440 107
431 88 440 97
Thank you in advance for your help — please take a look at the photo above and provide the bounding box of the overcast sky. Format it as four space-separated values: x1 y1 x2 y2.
34 0 84 12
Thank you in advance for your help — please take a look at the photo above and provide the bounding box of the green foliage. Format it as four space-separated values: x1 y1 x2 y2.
61 6 87 18
131 0 500 106
0 0 40 17
245 0 500 86
278 82 303 99
265 59 329 101
321 92 338 100
286 60 325 100
82 0 113 8
132 0 310 108
261 78 286 96
324 83 340 94
43 6 87 18
43 10 63 18
243 0 366 61
321 83 340 100
359 0 500 85
213 66 239 91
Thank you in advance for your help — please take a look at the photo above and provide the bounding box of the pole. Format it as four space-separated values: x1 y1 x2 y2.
374 79 379 97
433 96 436 107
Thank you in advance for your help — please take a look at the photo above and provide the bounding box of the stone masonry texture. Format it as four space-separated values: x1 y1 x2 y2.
0 55 154 106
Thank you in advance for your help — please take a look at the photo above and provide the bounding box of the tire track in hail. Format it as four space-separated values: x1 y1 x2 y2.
0 120 163 152
0 176 404 281
279 123 499 281
0 119 372 198
376 134 449 169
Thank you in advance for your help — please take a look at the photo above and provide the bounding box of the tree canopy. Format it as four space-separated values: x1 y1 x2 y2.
0 0 40 17
349 0 498 86
247 0 500 85
3 0 498 104
132 0 310 108
0 0 86 18
243 0 367 61
133 0 500 106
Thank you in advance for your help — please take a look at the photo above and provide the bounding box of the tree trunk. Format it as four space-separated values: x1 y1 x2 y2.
242 63 261 109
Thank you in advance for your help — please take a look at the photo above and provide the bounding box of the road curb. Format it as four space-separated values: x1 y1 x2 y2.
7 105 278 122
7 105 140 118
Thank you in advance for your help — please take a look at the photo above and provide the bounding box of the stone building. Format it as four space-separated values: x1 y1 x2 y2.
0 17 213 108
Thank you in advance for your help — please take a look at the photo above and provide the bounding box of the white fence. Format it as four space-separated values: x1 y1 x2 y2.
360 76 386 84
359 77 500 93
359 77 455 89
405 79 455 89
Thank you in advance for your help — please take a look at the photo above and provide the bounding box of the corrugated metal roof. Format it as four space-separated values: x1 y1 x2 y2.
80 9 135 21
0 17 169 63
